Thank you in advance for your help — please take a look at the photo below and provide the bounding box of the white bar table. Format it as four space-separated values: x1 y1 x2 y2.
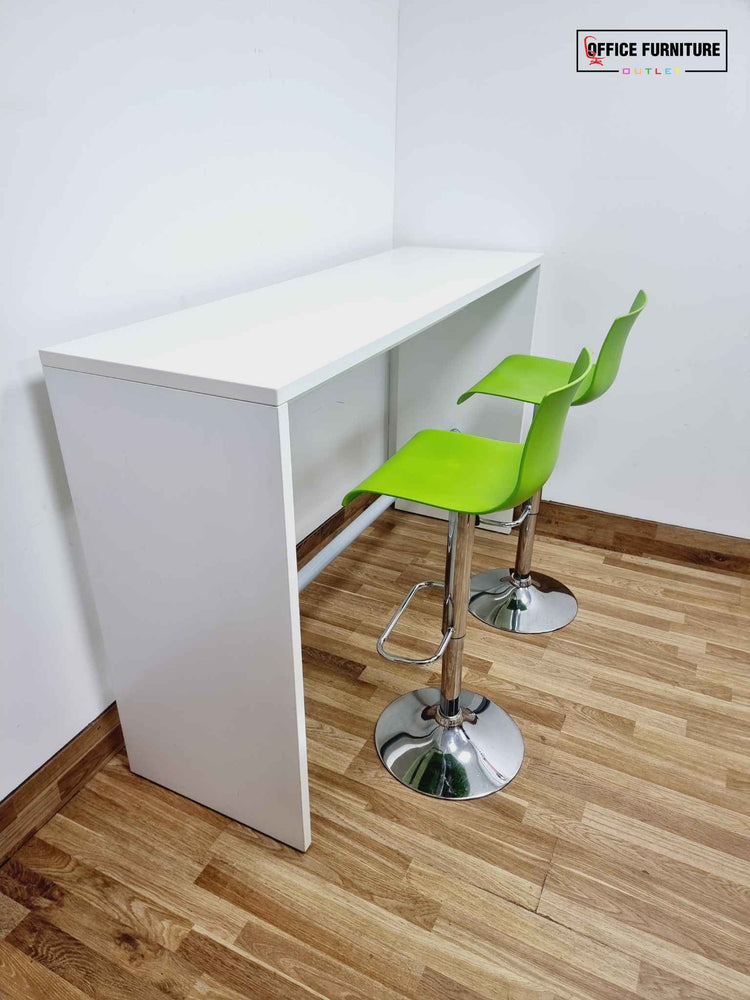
41 246 542 850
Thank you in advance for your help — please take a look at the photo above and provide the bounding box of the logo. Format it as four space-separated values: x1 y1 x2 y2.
577 30 728 76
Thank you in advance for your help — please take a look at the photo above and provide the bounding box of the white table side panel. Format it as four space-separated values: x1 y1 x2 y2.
43 366 310 851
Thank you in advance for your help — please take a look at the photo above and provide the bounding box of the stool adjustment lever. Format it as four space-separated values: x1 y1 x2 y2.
376 580 454 665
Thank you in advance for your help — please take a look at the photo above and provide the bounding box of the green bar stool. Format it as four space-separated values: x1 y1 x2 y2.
342 349 593 799
458 290 647 635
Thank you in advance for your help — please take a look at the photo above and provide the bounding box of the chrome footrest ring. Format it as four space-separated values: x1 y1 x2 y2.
376 580 453 665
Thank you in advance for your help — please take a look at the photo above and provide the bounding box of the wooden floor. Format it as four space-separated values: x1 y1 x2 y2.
1 509 749 999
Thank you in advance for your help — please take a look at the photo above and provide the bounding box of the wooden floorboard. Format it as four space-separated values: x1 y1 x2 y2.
2 508 749 999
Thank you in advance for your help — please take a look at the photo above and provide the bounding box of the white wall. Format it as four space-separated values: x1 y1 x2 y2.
1 0 398 798
395 0 750 537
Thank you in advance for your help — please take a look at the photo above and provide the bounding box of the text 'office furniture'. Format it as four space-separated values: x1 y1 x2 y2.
343 351 592 797
40 246 543 851
459 290 648 634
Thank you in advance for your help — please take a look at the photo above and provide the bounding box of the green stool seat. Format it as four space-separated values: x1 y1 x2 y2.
343 431 522 516
459 289 647 408
345 346 593 519
458 354 579 407
459 289 648 635
342 349 592 802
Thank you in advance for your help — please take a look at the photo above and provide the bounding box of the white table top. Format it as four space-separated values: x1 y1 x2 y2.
40 246 542 405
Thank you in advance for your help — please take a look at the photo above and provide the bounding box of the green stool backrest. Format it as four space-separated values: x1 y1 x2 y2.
508 348 593 508
574 290 647 405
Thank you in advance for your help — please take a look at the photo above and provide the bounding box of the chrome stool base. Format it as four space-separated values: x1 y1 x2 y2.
374 686 524 800
469 568 577 634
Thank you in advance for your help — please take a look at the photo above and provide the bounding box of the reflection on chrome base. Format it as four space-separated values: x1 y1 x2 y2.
374 687 524 800
469 568 578 634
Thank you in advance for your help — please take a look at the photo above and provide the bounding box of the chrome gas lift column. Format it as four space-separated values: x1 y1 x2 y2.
468 488 577 634
373 510 525 800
